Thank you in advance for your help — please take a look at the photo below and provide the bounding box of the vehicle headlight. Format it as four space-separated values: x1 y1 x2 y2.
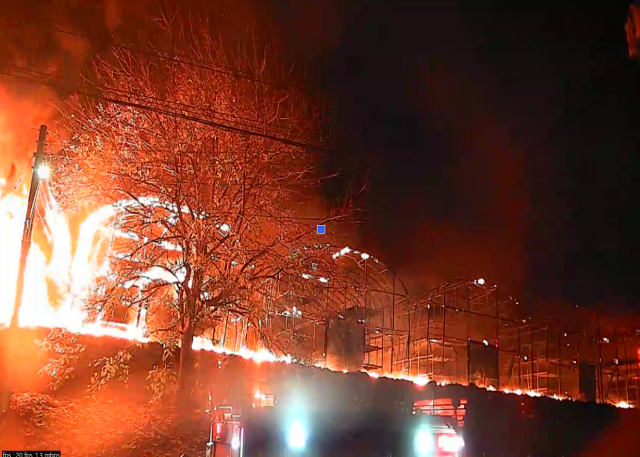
231 434 240 450
414 427 435 456
286 418 307 451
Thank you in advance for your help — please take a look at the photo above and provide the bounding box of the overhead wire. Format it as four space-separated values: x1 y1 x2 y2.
10 21 298 90
1 20 325 150
1 61 315 146
48 23 317 140
0 23 361 223
0 67 325 152
0 79 363 224
96 83 310 140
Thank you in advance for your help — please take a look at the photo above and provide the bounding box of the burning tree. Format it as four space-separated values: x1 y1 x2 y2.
53 22 352 392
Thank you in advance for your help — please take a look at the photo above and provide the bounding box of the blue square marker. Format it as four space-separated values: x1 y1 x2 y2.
317 225 326 234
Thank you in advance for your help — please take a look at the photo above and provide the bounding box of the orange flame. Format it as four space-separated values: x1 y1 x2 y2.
0 176 628 407
0 181 118 331
0 178 300 363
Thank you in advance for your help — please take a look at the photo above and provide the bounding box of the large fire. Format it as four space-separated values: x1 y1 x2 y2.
0 178 130 335
0 174 297 356
0 166 634 409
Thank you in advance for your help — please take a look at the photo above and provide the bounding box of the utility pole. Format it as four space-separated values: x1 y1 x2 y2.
1 125 47 417
10 125 48 329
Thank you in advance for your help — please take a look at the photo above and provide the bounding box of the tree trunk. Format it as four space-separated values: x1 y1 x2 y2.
178 316 195 396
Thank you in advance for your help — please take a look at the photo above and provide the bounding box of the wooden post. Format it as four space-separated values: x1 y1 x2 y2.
614 328 621 403
596 313 604 403
391 274 395 374
545 324 550 394
442 285 447 380
558 328 562 396
10 125 48 329
518 327 522 390
495 287 500 389
623 334 630 403
407 301 411 376
426 302 431 378
466 279 470 383
530 326 535 391
636 332 640 406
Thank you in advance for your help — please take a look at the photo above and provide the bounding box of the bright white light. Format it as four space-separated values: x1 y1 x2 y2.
361 252 370 260
616 401 634 409
231 434 240 450
37 164 51 180
318 277 328 283
483 339 489 346
475 277 485 286
414 428 434 457
219 223 230 232
287 419 307 451
413 376 429 386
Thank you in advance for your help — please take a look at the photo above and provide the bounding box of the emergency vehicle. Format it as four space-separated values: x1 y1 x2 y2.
204 400 246 456
226 389 465 456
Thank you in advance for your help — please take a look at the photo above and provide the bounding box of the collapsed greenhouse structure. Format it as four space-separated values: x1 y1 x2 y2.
209 245 640 407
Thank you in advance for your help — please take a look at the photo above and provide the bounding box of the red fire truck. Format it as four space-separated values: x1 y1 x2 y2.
204 401 246 457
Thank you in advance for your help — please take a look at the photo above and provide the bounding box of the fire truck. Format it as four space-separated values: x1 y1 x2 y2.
196 388 278 457
215 387 465 457
202 395 248 457
192 357 466 456
411 396 466 457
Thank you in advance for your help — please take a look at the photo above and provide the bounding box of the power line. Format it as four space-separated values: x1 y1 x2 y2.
0 67 325 152
99 83 309 140
11 21 297 91
97 92 321 151
114 202 367 224
0 78 362 223
2 21 328 151
1 59 313 144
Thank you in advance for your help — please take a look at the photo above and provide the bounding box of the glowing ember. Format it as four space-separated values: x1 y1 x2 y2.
191 338 292 364
413 376 429 386
616 401 633 409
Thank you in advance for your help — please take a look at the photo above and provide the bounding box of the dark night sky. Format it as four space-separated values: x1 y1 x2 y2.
2 0 640 312
270 0 640 310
